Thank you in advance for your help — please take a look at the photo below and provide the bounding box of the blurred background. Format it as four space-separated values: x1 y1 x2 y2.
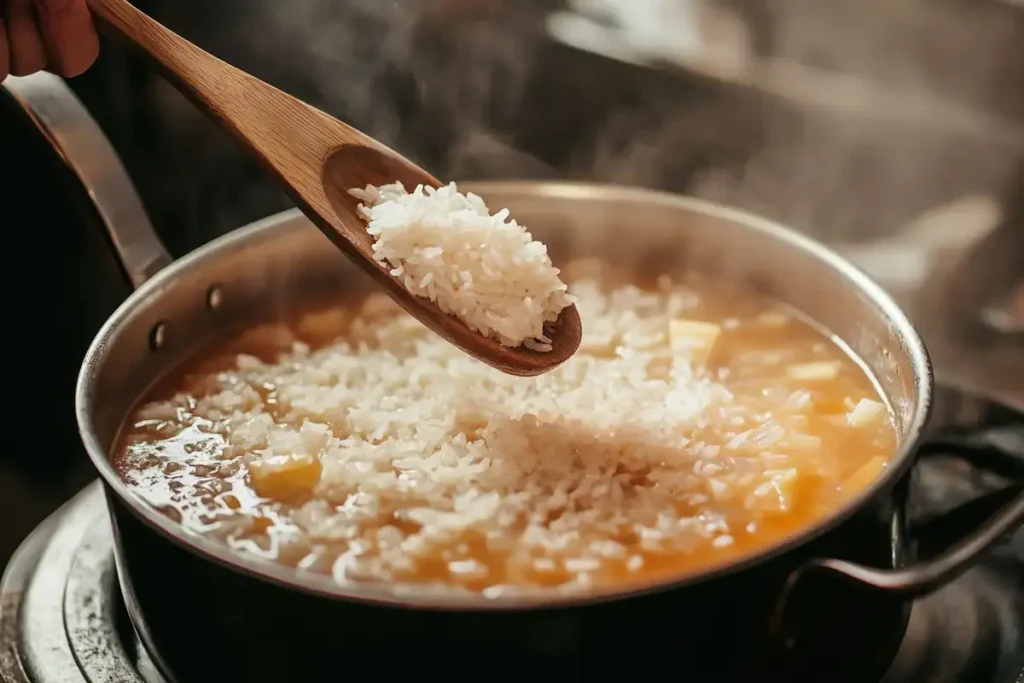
4 0 1024 568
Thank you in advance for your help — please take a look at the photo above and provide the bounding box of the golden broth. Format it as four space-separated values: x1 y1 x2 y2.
113 265 896 595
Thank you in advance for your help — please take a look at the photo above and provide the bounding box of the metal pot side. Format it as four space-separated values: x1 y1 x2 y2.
84 184 940 601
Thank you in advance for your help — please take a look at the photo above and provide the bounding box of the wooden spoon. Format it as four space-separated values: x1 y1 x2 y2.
85 0 582 377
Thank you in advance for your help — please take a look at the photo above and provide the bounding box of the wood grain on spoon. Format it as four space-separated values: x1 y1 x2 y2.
85 0 582 377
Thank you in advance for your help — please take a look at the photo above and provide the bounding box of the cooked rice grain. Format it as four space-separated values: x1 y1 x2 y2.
350 182 574 349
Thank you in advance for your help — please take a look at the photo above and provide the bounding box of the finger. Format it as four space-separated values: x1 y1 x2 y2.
36 0 98 77
7 0 47 76
0 18 10 82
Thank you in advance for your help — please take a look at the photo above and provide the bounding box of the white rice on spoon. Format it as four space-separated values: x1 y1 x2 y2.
349 182 575 350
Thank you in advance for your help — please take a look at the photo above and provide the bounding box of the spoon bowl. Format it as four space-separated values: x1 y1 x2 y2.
321 145 583 376
85 0 582 376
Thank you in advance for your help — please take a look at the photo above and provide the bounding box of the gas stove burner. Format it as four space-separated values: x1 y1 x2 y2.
0 485 164 683
2 386 1024 683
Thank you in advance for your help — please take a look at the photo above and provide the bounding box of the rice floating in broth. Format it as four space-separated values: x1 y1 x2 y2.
114 262 896 596
349 182 574 351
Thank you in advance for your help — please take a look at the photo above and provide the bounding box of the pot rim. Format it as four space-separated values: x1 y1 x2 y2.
76 181 934 611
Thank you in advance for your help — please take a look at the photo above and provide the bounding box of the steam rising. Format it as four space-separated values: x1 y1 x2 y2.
223 0 555 178
692 0 1024 240
148 0 1024 250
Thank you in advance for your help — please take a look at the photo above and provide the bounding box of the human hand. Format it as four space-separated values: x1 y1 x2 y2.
1 0 99 82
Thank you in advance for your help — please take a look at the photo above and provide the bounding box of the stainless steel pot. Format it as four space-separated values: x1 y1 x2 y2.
9 72 1024 682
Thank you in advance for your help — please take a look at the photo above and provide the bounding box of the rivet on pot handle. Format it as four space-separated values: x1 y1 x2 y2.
3 73 172 288
790 424 1024 599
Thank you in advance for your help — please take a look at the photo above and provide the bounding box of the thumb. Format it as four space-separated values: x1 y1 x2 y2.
36 0 99 77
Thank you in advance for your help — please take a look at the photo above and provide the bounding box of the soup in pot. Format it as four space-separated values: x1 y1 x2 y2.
113 261 897 595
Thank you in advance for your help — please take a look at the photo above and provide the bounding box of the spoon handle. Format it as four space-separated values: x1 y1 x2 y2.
85 0 361 169
82 0 582 377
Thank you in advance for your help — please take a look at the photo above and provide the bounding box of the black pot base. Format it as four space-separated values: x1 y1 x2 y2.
2 469 1023 683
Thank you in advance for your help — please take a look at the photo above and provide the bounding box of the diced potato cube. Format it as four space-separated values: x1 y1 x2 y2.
249 453 322 500
787 361 841 381
847 398 886 427
747 468 798 513
669 319 721 367
580 329 617 354
757 311 790 327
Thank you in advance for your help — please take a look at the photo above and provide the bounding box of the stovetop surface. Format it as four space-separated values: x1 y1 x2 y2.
1 386 1023 683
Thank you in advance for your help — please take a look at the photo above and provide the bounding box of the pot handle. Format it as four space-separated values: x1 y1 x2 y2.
3 73 172 288
786 423 1024 599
